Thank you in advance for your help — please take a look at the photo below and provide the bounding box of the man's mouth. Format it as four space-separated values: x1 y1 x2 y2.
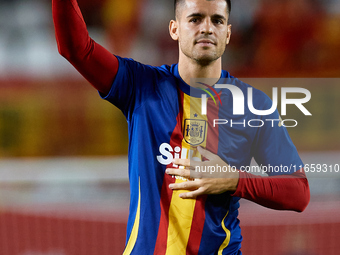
196 39 216 47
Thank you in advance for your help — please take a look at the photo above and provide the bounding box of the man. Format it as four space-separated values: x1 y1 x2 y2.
53 0 310 254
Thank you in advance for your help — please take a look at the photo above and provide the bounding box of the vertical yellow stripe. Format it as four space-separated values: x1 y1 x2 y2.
123 179 141 255
166 179 196 254
218 211 231 255
166 94 208 254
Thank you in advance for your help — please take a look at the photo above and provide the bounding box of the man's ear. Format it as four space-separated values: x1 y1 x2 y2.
226 24 232 45
169 20 179 41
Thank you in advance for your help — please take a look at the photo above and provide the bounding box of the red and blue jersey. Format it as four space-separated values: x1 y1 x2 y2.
101 56 303 254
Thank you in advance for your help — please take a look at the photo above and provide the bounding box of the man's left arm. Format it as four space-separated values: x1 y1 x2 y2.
166 146 310 213
233 167 309 212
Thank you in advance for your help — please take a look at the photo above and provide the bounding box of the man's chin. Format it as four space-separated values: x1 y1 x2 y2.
194 54 219 66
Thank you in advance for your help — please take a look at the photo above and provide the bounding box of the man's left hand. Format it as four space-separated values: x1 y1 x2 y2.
165 146 239 199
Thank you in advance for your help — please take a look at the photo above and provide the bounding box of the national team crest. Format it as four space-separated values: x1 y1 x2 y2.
183 119 207 146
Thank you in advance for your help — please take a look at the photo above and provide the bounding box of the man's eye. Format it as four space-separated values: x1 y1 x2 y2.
213 19 223 25
190 18 198 23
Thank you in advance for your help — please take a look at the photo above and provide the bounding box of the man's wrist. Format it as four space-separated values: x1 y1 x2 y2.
229 169 240 192
230 170 244 196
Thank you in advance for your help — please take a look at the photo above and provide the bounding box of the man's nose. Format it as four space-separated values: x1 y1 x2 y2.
200 18 213 34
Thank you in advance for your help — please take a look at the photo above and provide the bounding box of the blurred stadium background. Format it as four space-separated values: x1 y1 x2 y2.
0 0 339 254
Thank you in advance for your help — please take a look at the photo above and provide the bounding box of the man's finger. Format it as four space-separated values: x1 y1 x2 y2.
172 158 190 167
179 187 205 199
169 180 200 191
172 158 200 169
197 146 217 161
166 168 191 179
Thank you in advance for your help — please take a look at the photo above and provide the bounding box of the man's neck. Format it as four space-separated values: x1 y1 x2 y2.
178 57 222 88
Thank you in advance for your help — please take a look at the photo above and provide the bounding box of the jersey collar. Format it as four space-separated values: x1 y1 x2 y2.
171 63 231 98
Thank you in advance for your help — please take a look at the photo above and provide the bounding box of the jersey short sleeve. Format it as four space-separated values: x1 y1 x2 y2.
250 89 303 176
100 56 159 119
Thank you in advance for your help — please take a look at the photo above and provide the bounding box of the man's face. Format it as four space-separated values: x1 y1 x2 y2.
170 0 231 65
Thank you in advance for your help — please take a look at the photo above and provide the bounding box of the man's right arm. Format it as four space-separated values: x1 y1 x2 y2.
52 0 118 95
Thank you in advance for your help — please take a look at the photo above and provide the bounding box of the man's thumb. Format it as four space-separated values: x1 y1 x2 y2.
197 146 215 160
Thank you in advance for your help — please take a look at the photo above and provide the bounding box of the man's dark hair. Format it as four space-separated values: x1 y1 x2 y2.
174 0 231 17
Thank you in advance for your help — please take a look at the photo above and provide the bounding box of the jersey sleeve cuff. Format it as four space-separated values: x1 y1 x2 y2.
231 170 247 197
